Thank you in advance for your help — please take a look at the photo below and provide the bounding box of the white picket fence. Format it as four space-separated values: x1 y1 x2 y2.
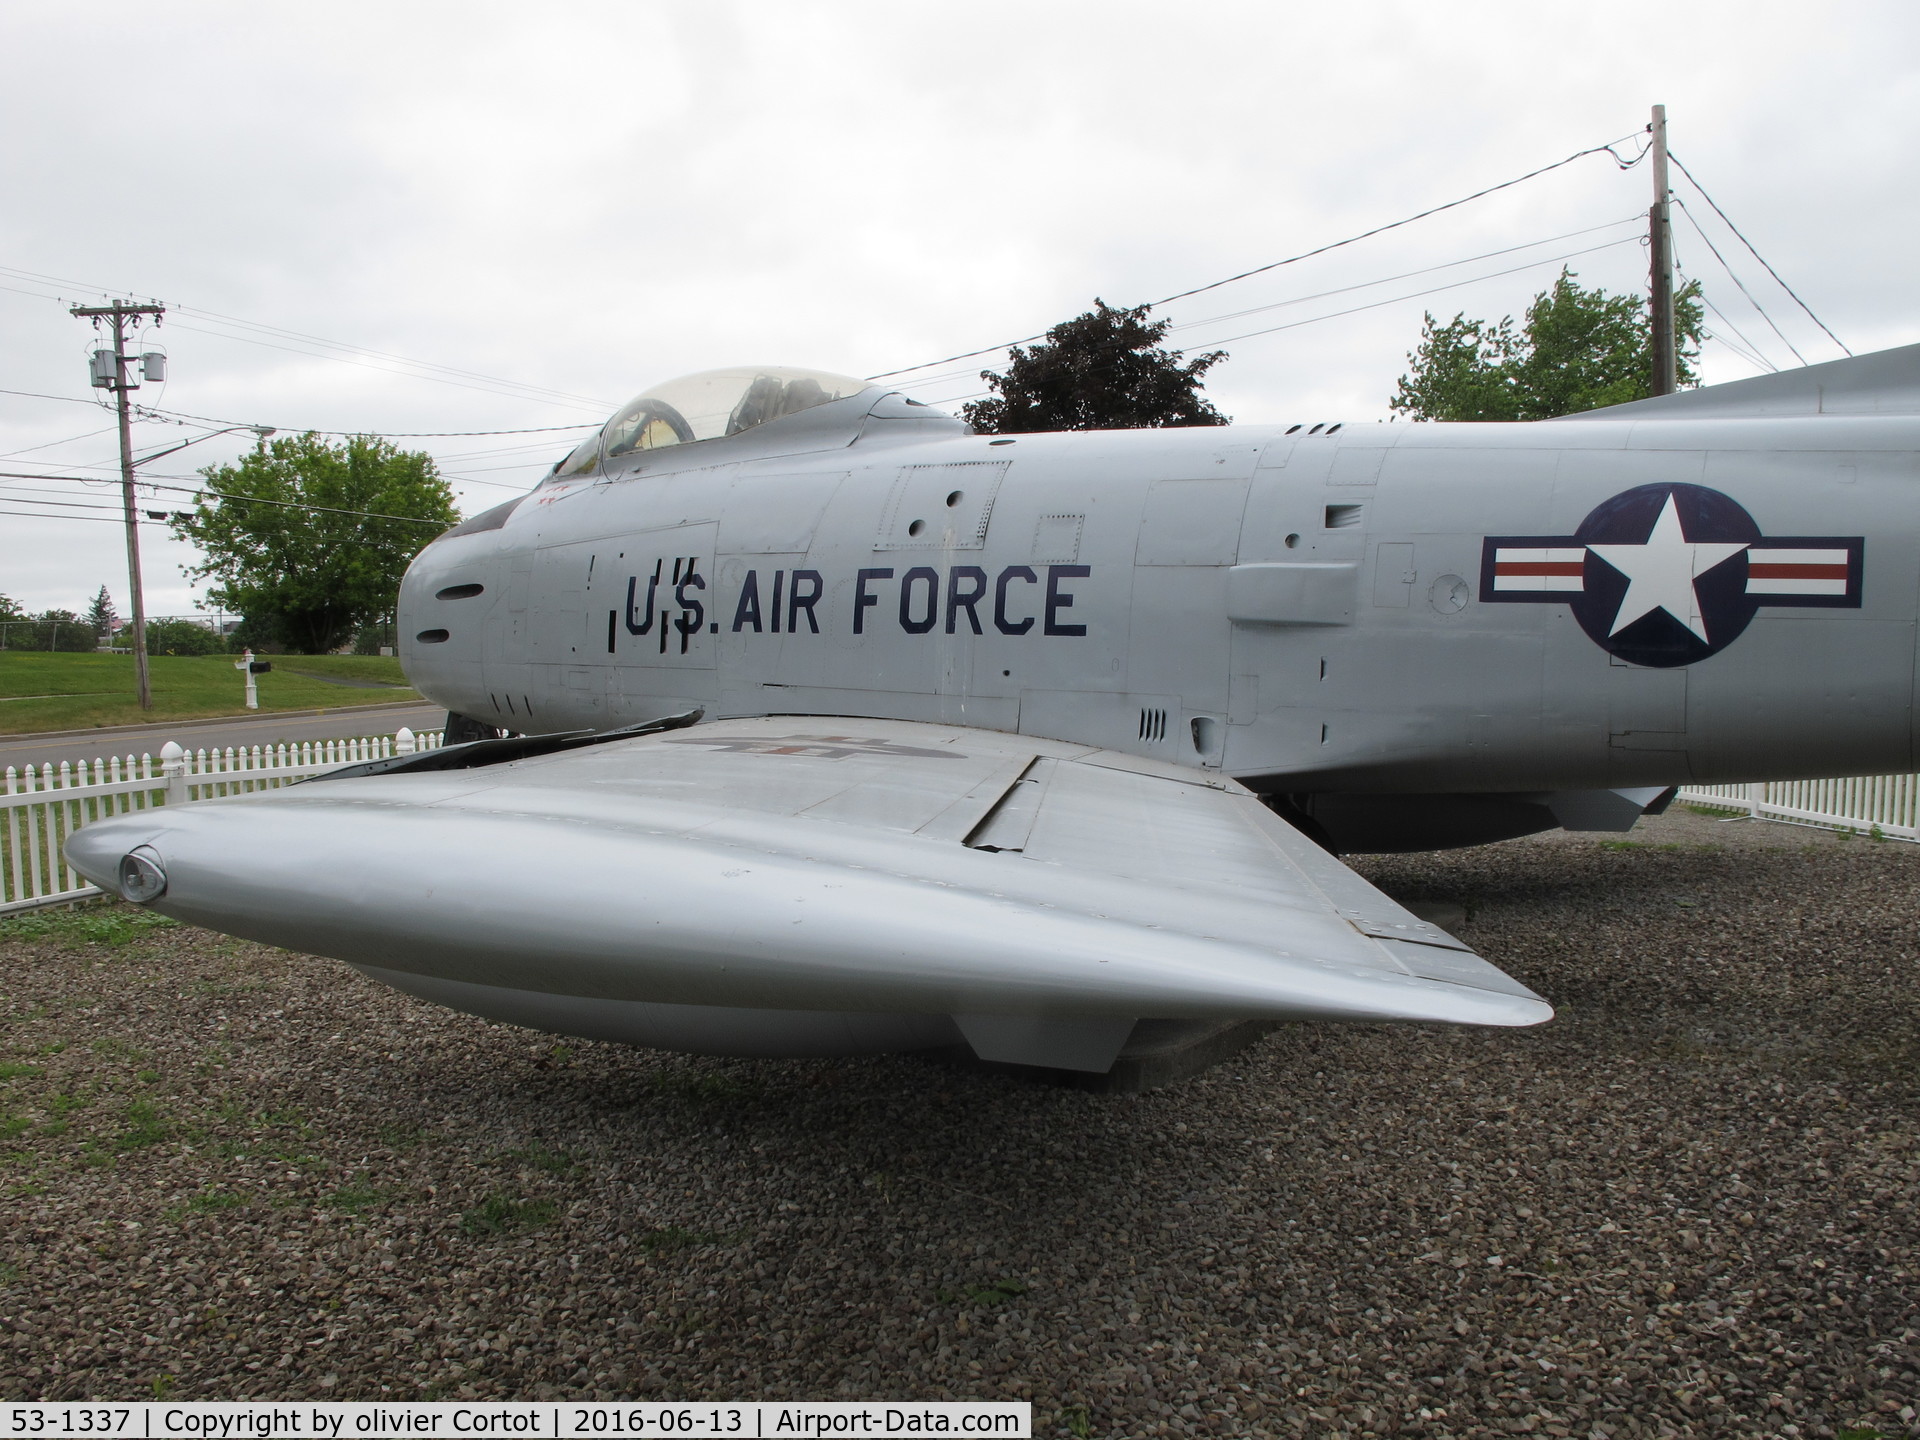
1 728 444 915
1675 776 1920 841
2 728 1910 916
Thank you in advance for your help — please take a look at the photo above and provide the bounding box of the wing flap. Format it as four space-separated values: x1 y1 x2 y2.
961 757 1053 851
916 754 1047 844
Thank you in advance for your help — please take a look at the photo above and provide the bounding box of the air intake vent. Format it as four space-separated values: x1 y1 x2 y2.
415 629 450 644
1138 707 1168 743
1325 503 1365 530
436 582 485 600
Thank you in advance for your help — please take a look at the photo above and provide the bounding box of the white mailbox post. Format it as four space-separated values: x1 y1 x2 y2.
235 649 260 710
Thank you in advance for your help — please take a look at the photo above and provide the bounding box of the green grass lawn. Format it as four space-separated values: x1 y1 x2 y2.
0 652 419 733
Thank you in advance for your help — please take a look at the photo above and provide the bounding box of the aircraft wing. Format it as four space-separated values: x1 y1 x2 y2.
65 716 1549 1067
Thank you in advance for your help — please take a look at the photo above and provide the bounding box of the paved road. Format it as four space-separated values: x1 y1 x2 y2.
0 701 448 770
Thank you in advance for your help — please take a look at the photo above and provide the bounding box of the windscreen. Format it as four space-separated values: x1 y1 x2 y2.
605 367 868 456
554 367 868 476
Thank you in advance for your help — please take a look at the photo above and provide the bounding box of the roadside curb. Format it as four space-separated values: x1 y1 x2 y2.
0 698 441 744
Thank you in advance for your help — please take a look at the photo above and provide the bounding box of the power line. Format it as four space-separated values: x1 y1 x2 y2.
1664 258 1774 377
117 407 580 490
0 455 200 483
1172 235 1641 351
0 424 119 460
1153 136 1649 310
1666 152 1850 357
0 414 574 497
0 505 175 528
0 386 109 408
136 404 599 438
1700 327 1776 376
158 319 616 414
866 130 1653 380
437 457 572 475
0 486 120 506
0 264 158 304
1678 268 1779 374
1671 197 1809 366
895 229 1634 402
0 470 450 527
0 481 204 511
164 311 614 409
1 388 598 473
1671 250 1779 373
0 492 174 516
437 476 545 494
0 263 618 412
436 442 577 462
1165 215 1643 335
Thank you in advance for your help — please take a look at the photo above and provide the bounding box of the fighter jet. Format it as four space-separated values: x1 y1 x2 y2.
65 349 1920 1077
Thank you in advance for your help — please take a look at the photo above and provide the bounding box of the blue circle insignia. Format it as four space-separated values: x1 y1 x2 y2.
1568 482 1761 668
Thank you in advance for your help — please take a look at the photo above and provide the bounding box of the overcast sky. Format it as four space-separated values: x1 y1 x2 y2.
2 0 1915 616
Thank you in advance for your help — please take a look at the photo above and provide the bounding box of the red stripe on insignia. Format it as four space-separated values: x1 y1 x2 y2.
1495 562 1584 576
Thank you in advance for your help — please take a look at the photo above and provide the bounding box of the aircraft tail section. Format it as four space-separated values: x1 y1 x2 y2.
1570 340 1920 420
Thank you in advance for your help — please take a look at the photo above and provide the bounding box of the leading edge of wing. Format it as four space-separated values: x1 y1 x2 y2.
64 716 1551 1030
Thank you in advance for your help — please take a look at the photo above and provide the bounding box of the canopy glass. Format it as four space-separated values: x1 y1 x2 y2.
555 367 869 477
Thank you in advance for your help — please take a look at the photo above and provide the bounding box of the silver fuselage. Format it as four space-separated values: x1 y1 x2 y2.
399 411 1918 804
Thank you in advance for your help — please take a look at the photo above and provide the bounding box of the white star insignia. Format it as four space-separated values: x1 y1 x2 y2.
1586 493 1748 642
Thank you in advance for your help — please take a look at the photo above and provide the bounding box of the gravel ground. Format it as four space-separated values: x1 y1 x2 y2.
1 806 1916 1438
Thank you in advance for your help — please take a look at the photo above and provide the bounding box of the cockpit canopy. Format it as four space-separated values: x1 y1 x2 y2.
554 366 871 477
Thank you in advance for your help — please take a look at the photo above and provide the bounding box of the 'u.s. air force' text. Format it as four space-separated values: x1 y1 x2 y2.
611 563 1092 654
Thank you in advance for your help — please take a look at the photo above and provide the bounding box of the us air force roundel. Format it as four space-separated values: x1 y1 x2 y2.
1479 482 1863 668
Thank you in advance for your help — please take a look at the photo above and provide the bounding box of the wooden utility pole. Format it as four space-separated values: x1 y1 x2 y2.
71 299 166 709
1648 104 1677 396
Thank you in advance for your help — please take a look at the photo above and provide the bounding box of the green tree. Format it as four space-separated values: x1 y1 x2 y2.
1389 269 1705 422
172 434 459 654
352 618 396 656
83 586 118 639
225 613 281 654
962 300 1229 434
0 595 24 650
31 609 94 652
134 618 226 656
